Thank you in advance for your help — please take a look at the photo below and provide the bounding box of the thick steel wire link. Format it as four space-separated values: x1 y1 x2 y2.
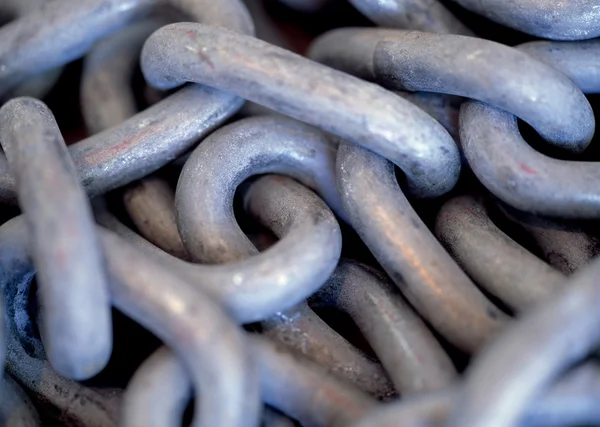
308 28 594 152
81 32 341 321
0 98 112 380
140 23 460 198
460 40 600 217
1 1 600 426
119 119 391 397
82 30 378 419
460 102 600 218
336 142 507 353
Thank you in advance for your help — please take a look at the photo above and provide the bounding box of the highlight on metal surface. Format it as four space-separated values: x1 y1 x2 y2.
336 141 507 353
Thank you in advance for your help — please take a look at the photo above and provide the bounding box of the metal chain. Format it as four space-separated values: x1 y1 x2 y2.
0 1 599 426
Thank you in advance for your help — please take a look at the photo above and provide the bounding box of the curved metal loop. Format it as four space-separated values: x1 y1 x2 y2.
312 260 457 394
122 334 378 427
435 195 565 312
460 101 600 218
0 215 261 427
0 373 41 427
176 115 344 264
446 252 600 427
122 179 393 398
141 23 460 198
448 0 600 40
348 0 473 35
107 175 342 324
337 141 507 353
236 175 342 321
0 97 112 380
0 0 253 95
116 113 389 396
498 202 600 275
308 28 594 152
518 39 600 94
118 114 391 397
351 362 600 427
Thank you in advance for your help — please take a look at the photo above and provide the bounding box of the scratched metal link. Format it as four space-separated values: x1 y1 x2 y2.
309 28 595 151
0 0 600 426
140 23 460 197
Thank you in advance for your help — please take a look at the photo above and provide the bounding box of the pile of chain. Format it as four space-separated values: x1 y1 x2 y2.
0 0 600 426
